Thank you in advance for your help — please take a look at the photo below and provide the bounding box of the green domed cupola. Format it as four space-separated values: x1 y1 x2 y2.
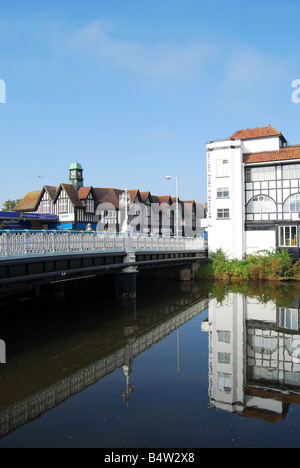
69 161 84 190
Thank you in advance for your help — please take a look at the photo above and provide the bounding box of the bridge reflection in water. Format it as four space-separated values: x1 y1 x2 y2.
3 282 300 442
0 283 208 438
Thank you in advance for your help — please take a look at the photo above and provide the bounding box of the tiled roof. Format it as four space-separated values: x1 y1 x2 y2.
140 191 151 202
78 186 93 199
92 188 123 209
231 126 282 140
127 189 140 203
56 184 85 208
13 191 42 212
44 186 58 200
244 146 300 164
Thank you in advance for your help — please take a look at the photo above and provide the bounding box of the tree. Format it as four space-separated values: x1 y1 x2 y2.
2 199 21 211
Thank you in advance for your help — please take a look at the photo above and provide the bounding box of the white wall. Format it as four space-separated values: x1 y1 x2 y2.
246 230 276 255
207 140 245 259
242 136 281 154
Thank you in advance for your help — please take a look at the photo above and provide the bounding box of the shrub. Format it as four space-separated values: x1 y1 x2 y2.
198 248 295 282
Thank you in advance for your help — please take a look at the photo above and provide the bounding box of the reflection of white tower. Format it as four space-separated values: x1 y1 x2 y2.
206 293 246 414
204 291 300 422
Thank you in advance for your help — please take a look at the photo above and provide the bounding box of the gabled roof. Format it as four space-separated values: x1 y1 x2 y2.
13 191 42 212
92 188 123 209
78 186 93 200
140 191 152 203
54 184 85 208
152 195 172 204
127 189 141 203
244 146 300 164
231 126 284 141
44 185 58 201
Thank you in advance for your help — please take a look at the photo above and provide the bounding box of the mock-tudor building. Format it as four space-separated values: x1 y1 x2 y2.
14 162 205 236
207 125 300 259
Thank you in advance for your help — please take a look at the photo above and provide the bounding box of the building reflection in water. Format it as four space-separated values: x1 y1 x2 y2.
202 293 300 423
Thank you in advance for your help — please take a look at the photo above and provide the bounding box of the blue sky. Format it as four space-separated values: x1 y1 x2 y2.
0 0 300 207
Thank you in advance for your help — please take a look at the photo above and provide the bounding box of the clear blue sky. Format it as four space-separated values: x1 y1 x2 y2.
1 0 300 207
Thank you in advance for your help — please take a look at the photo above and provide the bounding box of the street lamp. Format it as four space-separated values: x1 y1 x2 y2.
165 176 179 237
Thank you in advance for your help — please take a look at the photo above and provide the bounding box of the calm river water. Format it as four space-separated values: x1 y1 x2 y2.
1 277 300 448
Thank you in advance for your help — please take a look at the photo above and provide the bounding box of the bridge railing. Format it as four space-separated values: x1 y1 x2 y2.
0 230 205 258
131 233 205 251
0 230 126 258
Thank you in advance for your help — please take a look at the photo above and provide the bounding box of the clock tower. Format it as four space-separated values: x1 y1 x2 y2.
69 161 84 190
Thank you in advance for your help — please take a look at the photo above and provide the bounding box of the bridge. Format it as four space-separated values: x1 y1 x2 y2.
0 292 208 438
0 229 207 296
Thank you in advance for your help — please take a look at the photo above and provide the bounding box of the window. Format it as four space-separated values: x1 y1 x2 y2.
217 331 231 343
283 194 300 213
217 187 229 198
217 373 232 393
279 225 297 247
247 195 276 214
246 166 276 182
249 335 277 355
85 199 94 213
216 159 229 177
279 308 298 330
58 199 68 213
217 208 230 219
42 200 51 214
218 353 231 364
283 164 300 179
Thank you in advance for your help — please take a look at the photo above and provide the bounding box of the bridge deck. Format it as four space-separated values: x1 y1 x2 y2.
0 230 205 259
0 231 206 291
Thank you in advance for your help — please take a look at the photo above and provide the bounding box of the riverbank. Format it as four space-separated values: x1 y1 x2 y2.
197 248 300 282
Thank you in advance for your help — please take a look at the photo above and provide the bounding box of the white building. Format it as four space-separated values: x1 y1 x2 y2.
202 293 300 422
206 125 300 259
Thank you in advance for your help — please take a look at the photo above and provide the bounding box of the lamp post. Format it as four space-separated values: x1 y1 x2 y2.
165 176 179 237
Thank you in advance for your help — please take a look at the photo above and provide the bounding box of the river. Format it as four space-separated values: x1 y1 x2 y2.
0 277 300 448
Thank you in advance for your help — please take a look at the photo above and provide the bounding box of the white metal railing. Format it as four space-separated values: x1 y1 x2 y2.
131 233 205 252
0 230 205 259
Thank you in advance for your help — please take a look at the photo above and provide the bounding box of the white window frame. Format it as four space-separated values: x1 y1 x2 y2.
216 159 229 177
58 198 68 213
216 187 229 199
283 194 300 213
217 208 230 219
42 200 51 214
247 195 276 215
246 166 276 182
282 164 300 180
279 225 297 247
85 199 94 213
279 307 299 331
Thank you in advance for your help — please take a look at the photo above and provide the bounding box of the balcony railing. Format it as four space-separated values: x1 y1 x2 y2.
0 230 205 259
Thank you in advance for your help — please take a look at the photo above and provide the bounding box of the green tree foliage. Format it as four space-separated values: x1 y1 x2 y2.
2 199 21 211
197 248 295 282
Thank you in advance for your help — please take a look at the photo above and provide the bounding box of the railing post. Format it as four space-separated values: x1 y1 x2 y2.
24 231 28 254
5 231 8 257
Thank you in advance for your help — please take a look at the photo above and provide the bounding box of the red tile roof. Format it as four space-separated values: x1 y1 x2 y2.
231 126 282 140
244 146 300 164
78 186 93 199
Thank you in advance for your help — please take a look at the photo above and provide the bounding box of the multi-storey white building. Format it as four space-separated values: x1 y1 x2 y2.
206 125 300 259
202 292 300 422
